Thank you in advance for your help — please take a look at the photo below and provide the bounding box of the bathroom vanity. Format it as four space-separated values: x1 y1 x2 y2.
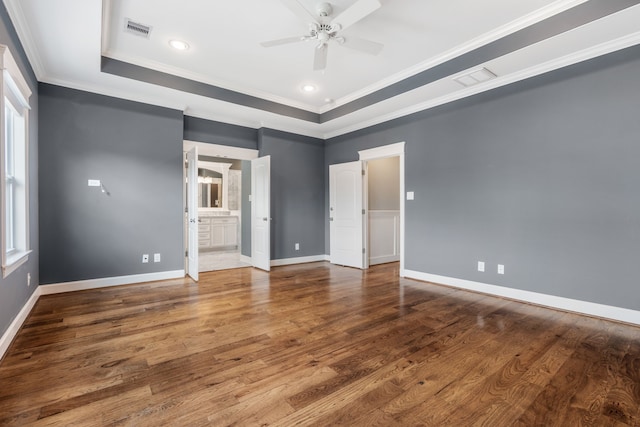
199 215 238 250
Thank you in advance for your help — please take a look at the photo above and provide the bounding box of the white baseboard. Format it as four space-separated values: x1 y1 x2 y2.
39 270 185 295
240 255 252 265
403 269 640 326
271 255 328 267
0 287 42 360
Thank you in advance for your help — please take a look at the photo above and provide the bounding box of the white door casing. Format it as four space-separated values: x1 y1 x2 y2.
358 142 406 276
330 161 364 269
186 146 199 281
251 155 271 271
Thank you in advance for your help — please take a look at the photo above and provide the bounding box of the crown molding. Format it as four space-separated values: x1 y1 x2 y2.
323 31 640 139
102 51 321 114
2 0 46 80
319 0 589 114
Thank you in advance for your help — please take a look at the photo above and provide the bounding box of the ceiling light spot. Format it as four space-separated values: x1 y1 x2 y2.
169 40 190 51
301 84 317 93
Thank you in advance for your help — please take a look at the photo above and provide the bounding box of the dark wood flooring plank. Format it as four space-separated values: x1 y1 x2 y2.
0 262 638 426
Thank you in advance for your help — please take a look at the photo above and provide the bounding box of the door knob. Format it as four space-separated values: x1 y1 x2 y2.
263 217 268 221
329 217 334 221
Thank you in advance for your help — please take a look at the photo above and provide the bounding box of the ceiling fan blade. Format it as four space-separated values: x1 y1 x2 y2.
279 0 319 24
260 36 305 48
330 0 381 31
313 45 328 71
340 36 383 55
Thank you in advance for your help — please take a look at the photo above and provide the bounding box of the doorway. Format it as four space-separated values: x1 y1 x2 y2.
329 142 405 274
183 141 261 277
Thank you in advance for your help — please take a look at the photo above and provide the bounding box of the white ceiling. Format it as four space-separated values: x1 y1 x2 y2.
5 0 640 138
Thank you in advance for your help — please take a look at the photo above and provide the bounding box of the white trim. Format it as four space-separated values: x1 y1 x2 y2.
358 141 406 161
39 270 186 295
1 1 45 80
1 44 31 279
102 51 322 114
0 286 41 360
318 0 588 114
240 254 252 265
324 31 640 139
0 45 32 102
270 255 327 267
183 140 258 160
357 142 406 273
2 249 31 278
403 269 640 326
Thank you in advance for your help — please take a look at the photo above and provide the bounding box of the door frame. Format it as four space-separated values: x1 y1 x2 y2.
358 142 406 276
182 141 259 276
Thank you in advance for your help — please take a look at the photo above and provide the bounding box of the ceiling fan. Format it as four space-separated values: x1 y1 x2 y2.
260 0 383 71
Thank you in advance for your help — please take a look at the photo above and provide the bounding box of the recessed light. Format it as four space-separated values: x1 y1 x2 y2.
169 39 189 51
301 84 316 93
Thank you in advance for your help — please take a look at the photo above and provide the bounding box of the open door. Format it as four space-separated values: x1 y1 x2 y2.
186 146 199 281
251 155 271 271
330 161 365 269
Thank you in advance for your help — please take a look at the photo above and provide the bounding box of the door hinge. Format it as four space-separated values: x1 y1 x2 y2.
362 209 365 215
362 170 365 176
185 250 188 257
362 248 365 254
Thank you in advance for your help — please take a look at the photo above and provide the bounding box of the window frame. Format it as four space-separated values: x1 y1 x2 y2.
0 45 31 278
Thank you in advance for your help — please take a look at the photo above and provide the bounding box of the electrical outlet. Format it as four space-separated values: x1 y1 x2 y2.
498 264 505 275
477 261 485 272
154 253 161 263
295 243 300 251
142 254 149 263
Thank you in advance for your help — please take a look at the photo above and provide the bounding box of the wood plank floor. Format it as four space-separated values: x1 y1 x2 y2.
1 262 639 426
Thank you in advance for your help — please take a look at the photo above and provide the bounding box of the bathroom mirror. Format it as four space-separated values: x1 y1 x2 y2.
198 161 232 211
198 168 222 208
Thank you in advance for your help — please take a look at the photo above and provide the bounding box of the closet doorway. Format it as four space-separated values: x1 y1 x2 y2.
329 142 405 274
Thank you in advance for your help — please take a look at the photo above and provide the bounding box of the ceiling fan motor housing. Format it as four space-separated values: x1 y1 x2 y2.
316 2 333 17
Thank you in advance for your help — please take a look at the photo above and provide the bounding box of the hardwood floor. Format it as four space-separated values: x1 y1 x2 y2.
1 262 639 426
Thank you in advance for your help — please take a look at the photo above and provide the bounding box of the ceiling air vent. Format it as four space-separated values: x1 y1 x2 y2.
124 18 151 38
454 67 497 87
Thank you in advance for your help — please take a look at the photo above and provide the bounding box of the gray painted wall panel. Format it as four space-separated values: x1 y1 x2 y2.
326 44 640 311
39 84 184 284
258 129 325 260
184 116 258 150
0 4 39 338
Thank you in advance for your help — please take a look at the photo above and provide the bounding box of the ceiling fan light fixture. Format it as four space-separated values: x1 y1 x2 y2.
169 39 190 51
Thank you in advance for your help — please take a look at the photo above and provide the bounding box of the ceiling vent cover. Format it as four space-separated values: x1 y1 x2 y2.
124 19 151 38
454 67 497 87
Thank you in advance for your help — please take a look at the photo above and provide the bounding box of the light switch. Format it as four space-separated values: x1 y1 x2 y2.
88 179 101 187
407 191 415 201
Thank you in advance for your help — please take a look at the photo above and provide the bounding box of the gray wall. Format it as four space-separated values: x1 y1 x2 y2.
326 44 640 311
184 116 258 150
184 119 326 261
39 84 184 284
0 4 39 338
258 128 325 260
368 157 400 211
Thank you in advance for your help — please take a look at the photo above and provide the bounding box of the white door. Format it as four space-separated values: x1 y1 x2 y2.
330 161 365 269
252 155 271 271
186 146 199 281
